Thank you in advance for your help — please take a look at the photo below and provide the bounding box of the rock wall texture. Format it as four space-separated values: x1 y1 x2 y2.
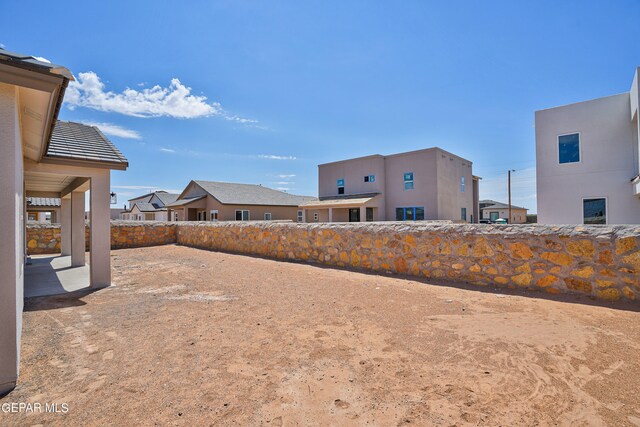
110 221 177 249
26 221 640 303
26 221 176 254
26 223 61 255
176 222 640 304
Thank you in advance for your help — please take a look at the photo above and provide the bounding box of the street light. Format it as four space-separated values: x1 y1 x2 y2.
110 192 117 205
508 170 516 224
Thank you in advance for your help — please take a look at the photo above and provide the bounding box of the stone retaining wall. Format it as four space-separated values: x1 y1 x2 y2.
176 222 640 303
110 221 176 249
25 221 640 303
26 221 176 254
26 223 61 255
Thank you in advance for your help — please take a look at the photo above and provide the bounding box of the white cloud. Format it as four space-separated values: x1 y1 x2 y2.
276 187 290 191
278 174 296 179
65 71 257 123
479 167 537 213
81 121 141 139
273 181 295 185
259 154 297 160
160 148 176 153
0 43 6 48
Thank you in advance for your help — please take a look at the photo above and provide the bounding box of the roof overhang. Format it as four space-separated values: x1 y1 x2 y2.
0 60 70 163
301 195 379 209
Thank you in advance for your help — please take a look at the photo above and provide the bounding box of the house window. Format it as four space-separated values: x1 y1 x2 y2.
210 210 218 221
313 212 319 221
297 210 303 222
461 207 467 221
583 198 606 224
235 210 250 221
337 178 345 195
264 213 272 220
490 211 499 221
174 212 179 221
366 207 374 222
404 172 414 190
364 175 375 183
395 207 425 221
461 176 465 192
559 133 580 164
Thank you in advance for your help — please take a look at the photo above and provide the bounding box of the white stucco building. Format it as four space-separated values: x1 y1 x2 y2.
535 67 640 225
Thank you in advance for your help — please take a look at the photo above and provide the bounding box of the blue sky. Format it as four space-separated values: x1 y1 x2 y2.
3 1 640 213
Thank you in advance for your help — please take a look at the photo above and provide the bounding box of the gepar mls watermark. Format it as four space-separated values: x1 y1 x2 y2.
1 402 69 414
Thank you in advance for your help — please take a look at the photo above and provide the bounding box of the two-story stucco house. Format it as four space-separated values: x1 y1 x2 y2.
535 67 640 225
300 148 480 223
166 180 315 222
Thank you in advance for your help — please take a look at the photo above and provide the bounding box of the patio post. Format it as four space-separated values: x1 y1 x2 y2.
60 196 71 255
328 207 333 222
90 170 111 288
360 206 366 222
70 190 85 267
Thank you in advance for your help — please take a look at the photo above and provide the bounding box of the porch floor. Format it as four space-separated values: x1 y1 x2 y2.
24 254 91 297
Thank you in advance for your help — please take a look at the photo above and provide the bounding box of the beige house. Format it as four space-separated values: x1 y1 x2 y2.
167 180 315 222
301 147 480 223
536 66 640 224
121 191 179 221
479 199 528 224
26 197 61 223
0 48 128 394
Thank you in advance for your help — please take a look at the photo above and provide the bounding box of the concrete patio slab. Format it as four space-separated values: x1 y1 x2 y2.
24 254 91 297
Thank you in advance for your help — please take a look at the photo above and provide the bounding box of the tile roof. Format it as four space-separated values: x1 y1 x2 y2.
134 202 165 212
0 48 73 80
154 192 180 206
479 199 528 211
193 181 316 206
166 196 207 207
26 197 61 207
45 121 128 169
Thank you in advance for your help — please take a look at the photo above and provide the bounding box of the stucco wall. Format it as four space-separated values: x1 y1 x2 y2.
0 82 23 394
176 222 640 304
536 92 640 224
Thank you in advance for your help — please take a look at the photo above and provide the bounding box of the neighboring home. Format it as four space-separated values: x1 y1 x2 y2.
166 180 315 222
26 197 61 223
479 199 528 224
536 66 640 224
0 48 128 394
300 148 480 223
121 191 179 221
85 207 127 221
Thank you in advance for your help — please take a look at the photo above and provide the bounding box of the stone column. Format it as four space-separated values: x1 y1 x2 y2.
90 171 111 288
61 196 71 255
328 208 333 222
71 191 85 267
302 208 307 223
360 206 366 222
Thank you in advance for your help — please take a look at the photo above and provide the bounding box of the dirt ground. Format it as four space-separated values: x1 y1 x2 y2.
2 245 640 426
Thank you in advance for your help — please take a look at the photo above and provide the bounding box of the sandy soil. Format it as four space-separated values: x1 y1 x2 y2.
2 245 640 426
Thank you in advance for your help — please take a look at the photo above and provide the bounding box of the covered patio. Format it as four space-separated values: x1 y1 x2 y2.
300 193 382 222
24 121 129 294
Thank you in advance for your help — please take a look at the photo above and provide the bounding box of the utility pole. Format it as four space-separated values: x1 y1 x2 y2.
508 169 515 224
